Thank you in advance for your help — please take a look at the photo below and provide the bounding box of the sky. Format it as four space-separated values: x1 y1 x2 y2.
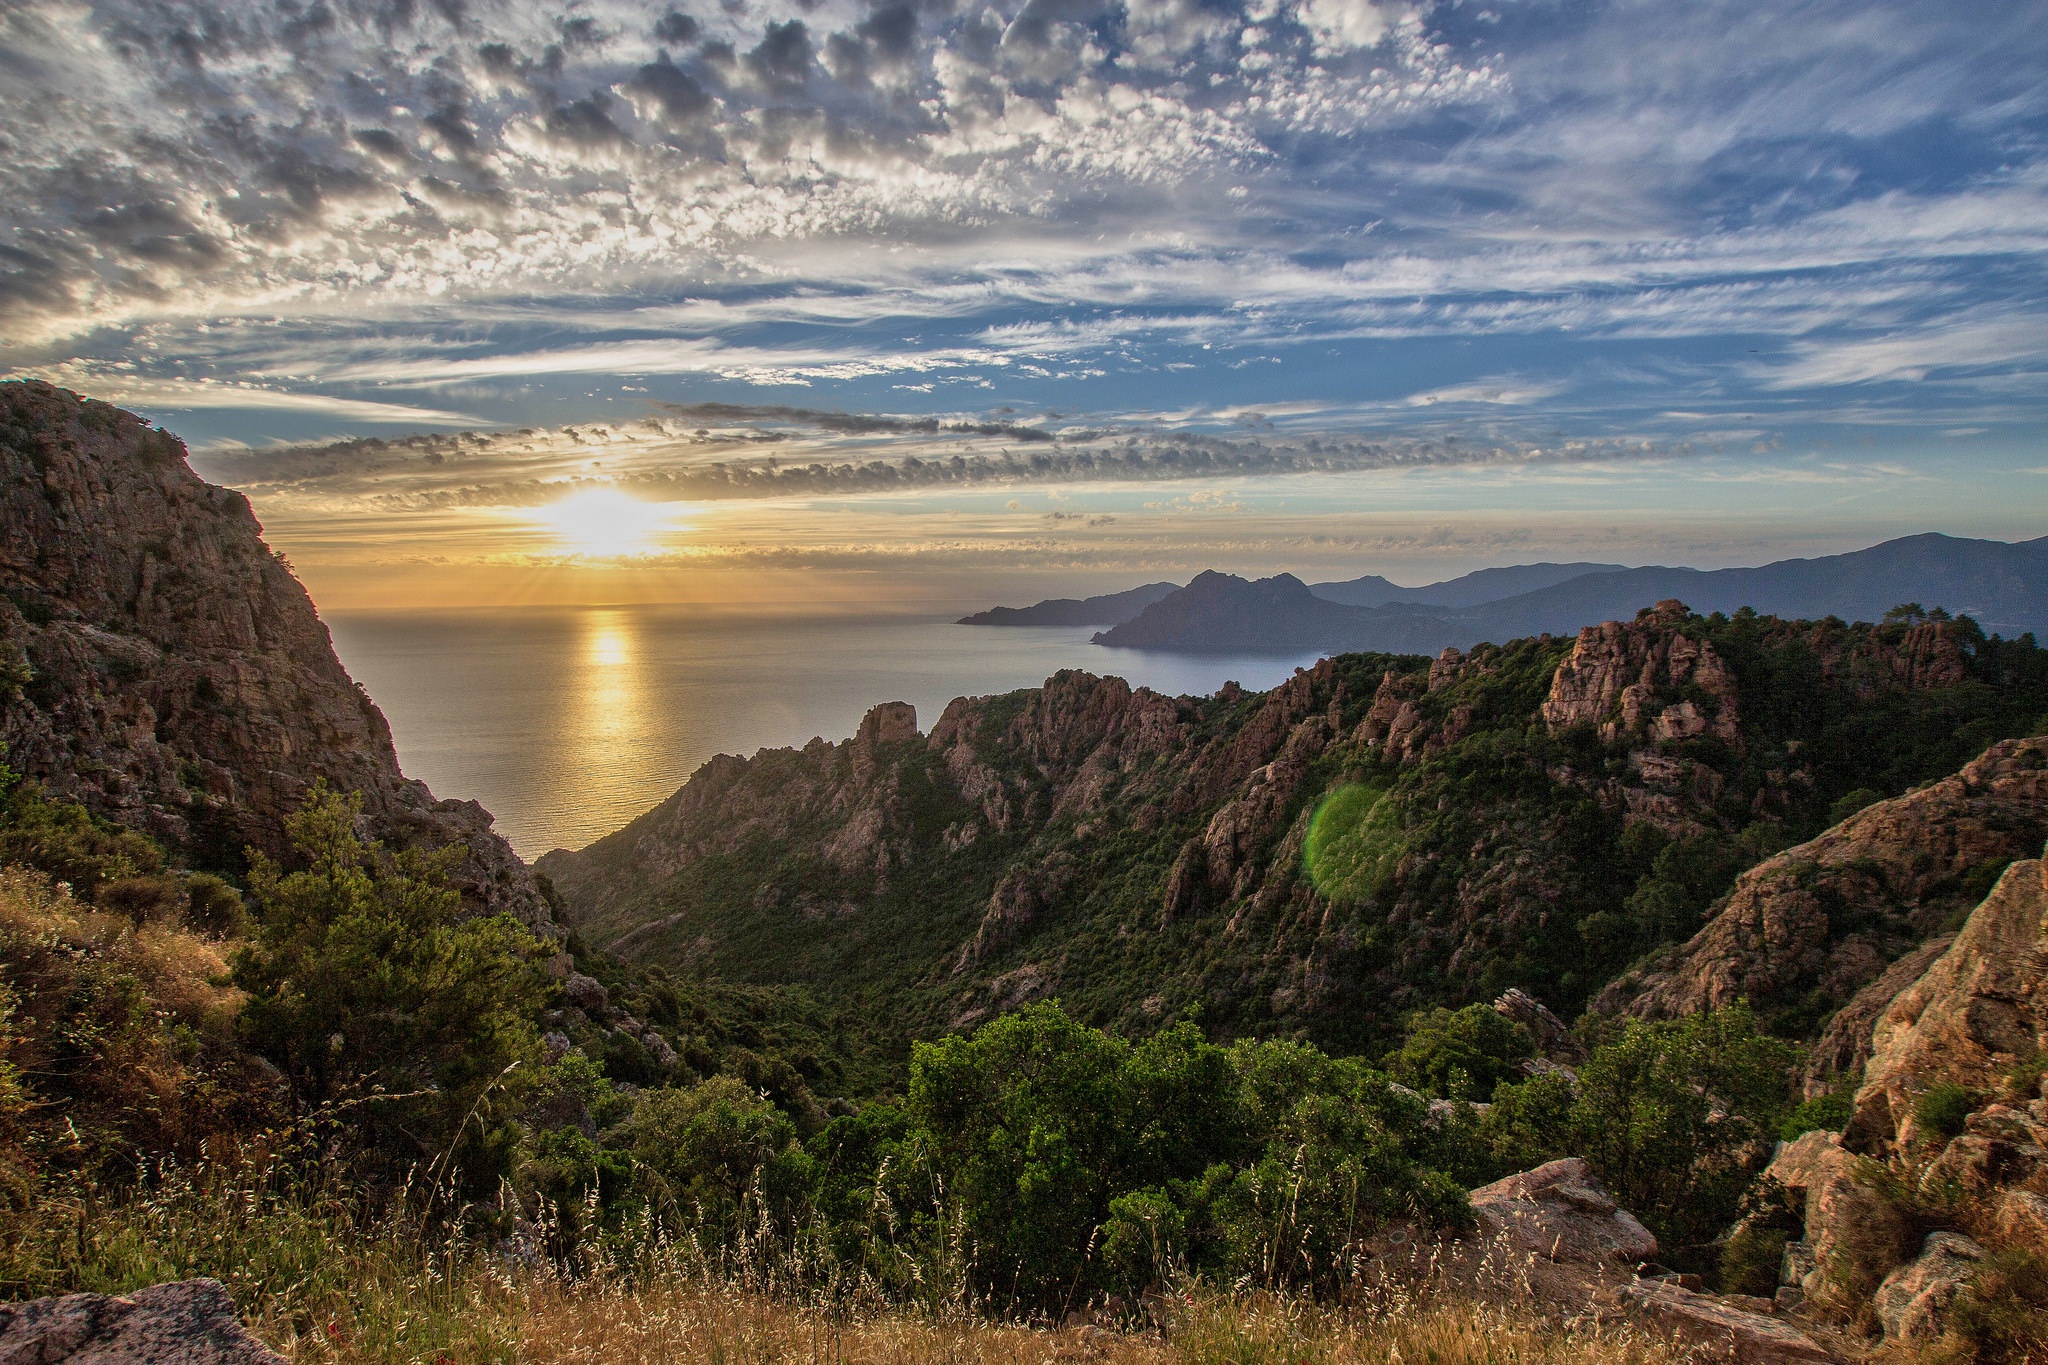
2 0 2044 608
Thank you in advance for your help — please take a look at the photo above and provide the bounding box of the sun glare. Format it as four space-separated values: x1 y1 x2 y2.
537 487 671 559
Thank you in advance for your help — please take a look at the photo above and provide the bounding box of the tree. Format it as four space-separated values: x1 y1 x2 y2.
1384 1004 1533 1100
1484 1005 1797 1261
232 785 550 1177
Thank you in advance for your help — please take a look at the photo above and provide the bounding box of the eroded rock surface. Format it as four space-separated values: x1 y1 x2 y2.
1605 738 2048 1027
1461 1159 1834 1362
0 1279 283 1364
1850 853 2048 1151
1620 1279 1835 1363
1468 1157 1659 1267
0 381 551 930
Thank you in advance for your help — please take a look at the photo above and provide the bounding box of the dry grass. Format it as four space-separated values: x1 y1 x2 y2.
508 1280 1706 1365
3 1155 1713 1365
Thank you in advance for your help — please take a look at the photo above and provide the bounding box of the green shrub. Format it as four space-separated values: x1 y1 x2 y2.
1482 1006 1797 1266
1384 1004 1533 1102
231 785 551 1191
1719 1223 1790 1298
1947 1248 2048 1364
0 779 165 899
1914 1083 1977 1144
1778 1090 1852 1141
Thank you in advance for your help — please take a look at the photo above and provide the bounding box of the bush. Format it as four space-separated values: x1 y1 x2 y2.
1719 1223 1790 1298
1915 1083 1978 1145
1947 1248 2048 1364
1828 788 1884 826
0 779 165 899
617 1075 807 1233
1779 1090 1852 1141
1482 1006 1797 1265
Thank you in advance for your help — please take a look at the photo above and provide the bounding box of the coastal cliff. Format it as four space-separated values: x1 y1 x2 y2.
0 381 551 929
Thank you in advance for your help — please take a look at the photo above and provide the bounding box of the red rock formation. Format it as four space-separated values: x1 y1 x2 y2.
0 381 550 929
1540 602 1740 747
1604 737 2048 1023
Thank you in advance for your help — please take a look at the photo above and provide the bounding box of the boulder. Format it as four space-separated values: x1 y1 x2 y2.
0 1279 284 1364
1872 1231 1985 1342
1851 855 2048 1152
1920 1131 2045 1197
1467 1157 1658 1266
1802 1164 1909 1304
1621 1280 1835 1363
1494 987 1587 1064
1759 1130 1902 1300
1994 1189 2048 1258
561 971 611 1016
1764 1130 1859 1201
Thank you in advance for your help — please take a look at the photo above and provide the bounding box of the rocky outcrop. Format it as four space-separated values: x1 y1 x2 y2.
1463 1159 1833 1362
0 1279 284 1364
1494 987 1586 1066
0 381 550 930
544 581 2044 1047
1605 737 2048 1026
1620 1280 1835 1363
1762 1131 1897 1304
1850 852 2048 1151
1797 935 1954 1098
1541 603 1741 747
1872 1231 1985 1342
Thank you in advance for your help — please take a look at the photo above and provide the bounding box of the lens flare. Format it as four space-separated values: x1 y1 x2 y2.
1303 782 1403 903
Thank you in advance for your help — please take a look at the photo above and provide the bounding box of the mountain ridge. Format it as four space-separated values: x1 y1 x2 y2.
1092 534 2048 655
957 581 1179 627
542 598 2048 1057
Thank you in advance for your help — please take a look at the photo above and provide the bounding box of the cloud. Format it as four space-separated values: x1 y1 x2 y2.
1 368 481 424
0 0 2042 457
196 404 1684 516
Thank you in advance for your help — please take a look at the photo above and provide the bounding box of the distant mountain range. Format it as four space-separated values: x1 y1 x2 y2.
956 581 1179 626
957 535 2048 655
1310 561 1626 609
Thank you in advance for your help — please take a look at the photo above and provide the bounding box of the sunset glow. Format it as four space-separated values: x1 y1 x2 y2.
536 488 673 561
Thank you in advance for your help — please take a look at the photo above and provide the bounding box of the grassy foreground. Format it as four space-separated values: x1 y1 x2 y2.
0 1159 1701 1365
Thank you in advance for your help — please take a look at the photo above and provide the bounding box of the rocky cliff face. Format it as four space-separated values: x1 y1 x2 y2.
1849 850 2048 1152
1602 736 2048 1036
1748 851 2048 1348
544 598 2046 1049
0 381 551 929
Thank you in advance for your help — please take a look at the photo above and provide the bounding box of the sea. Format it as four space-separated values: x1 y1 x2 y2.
325 606 1322 857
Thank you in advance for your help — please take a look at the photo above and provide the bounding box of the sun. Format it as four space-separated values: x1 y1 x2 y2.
536 487 672 559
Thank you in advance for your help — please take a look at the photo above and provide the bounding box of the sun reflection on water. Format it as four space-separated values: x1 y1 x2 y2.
575 608 648 790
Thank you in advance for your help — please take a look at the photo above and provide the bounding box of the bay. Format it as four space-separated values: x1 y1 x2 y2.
324 606 1322 856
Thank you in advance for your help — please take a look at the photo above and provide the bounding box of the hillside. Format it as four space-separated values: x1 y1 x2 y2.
1093 536 2048 655
0 380 549 927
542 601 2048 1057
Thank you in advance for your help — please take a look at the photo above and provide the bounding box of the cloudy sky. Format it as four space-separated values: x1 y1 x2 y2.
2 0 2043 607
